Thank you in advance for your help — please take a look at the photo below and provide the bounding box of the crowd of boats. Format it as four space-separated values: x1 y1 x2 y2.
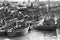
0 1 59 37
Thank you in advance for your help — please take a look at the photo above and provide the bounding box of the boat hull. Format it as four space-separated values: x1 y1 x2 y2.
7 27 29 37
34 25 57 31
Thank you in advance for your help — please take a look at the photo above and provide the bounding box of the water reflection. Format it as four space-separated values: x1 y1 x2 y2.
4 38 10 40
0 29 58 40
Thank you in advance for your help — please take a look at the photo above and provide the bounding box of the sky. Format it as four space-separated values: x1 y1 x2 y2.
0 0 60 2
9 0 60 1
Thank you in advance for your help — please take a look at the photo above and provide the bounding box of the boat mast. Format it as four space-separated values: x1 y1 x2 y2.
47 0 50 13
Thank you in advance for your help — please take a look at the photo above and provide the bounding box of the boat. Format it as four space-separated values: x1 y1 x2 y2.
7 26 30 37
34 19 57 31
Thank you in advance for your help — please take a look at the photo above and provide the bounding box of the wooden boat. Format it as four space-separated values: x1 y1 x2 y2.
34 19 57 31
7 25 30 37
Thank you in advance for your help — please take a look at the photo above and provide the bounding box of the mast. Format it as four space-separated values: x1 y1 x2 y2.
28 0 30 2
35 0 39 2
47 0 50 12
